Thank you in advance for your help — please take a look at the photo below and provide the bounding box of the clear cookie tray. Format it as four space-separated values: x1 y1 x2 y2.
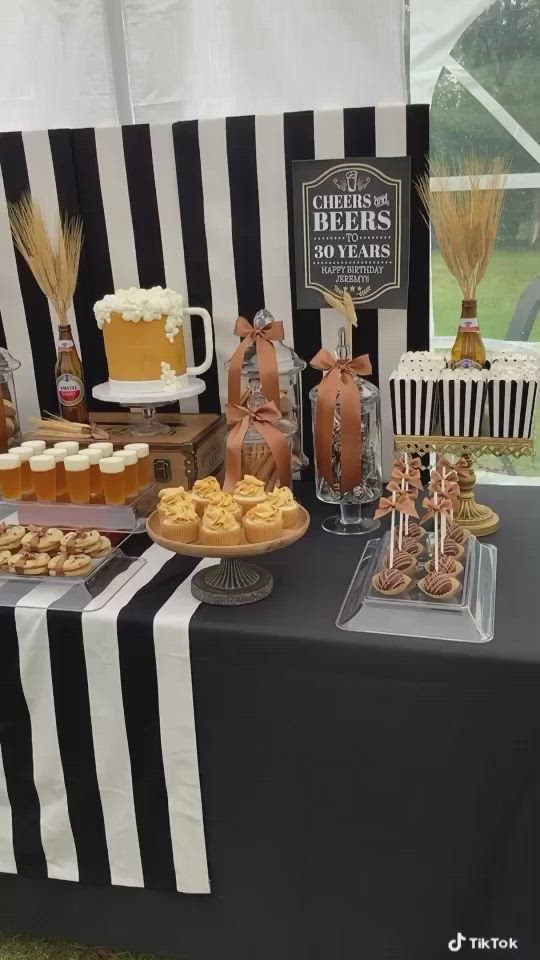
336 530 497 644
0 531 131 584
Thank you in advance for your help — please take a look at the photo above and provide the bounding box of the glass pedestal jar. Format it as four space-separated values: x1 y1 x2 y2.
225 309 307 474
0 349 22 451
309 331 383 535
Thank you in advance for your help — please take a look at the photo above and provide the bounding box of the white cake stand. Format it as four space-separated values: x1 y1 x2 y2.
92 378 206 435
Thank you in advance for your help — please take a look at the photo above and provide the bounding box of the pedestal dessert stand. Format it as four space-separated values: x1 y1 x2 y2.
146 506 310 605
92 378 206 436
394 434 534 536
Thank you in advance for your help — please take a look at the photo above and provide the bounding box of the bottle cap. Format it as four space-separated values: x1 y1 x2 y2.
99 456 125 474
55 440 79 455
21 440 46 454
0 454 20 469
64 454 90 472
124 442 150 459
111 449 137 466
30 454 56 472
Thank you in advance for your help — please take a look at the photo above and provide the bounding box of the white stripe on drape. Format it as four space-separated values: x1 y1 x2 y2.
15 580 79 882
152 557 213 894
314 109 345 355
149 123 199 413
21 130 81 356
198 118 238 405
375 106 408 477
80 542 173 888
94 127 139 289
0 169 41 426
255 114 294 346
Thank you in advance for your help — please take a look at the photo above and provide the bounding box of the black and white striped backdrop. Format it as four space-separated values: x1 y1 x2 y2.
0 522 211 893
0 106 429 475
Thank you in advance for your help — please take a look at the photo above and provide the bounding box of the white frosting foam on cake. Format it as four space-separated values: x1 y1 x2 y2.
94 287 184 342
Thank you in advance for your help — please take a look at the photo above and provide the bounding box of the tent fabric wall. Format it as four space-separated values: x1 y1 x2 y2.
0 105 429 471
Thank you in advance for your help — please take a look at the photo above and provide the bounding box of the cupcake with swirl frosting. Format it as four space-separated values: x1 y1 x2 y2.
266 486 299 528
161 501 200 543
200 506 242 546
233 475 267 514
191 476 222 516
204 491 242 522
243 501 283 543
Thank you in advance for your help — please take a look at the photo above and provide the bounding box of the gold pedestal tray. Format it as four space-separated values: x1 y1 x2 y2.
393 435 535 537
146 506 310 604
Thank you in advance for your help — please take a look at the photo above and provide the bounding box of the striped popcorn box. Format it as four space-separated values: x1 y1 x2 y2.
438 369 487 437
487 372 538 438
390 372 438 436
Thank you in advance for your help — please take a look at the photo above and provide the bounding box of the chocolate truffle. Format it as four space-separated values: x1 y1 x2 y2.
442 537 461 556
446 522 467 544
401 536 423 556
422 571 453 596
384 550 415 572
372 569 410 595
434 555 460 576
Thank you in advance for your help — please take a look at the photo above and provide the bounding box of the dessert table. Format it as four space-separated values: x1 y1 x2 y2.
0 483 538 960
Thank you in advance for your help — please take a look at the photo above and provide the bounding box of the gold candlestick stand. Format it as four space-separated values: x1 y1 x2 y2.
393 435 535 536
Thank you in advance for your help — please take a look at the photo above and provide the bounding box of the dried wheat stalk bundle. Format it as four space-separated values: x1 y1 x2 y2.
323 289 358 346
8 193 83 324
416 152 510 300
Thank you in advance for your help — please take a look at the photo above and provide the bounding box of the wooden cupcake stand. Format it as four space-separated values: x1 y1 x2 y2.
394 434 534 536
146 506 310 605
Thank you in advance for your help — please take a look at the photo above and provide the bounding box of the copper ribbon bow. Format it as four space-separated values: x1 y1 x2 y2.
228 316 285 407
391 464 423 490
420 495 454 524
374 493 418 520
310 349 372 494
394 456 421 472
223 401 291 491
387 479 419 499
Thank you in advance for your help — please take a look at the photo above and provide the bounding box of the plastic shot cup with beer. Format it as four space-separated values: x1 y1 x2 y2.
111 449 138 500
55 440 79 456
9 446 35 498
64 453 91 504
21 439 46 455
30 453 57 502
88 441 114 459
0 453 22 500
99 456 126 505
46 447 69 498
124 442 151 491
86 446 104 501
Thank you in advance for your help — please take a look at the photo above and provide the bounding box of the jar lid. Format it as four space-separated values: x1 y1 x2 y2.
225 309 306 376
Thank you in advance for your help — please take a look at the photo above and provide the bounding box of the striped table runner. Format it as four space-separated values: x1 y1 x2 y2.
0 531 211 893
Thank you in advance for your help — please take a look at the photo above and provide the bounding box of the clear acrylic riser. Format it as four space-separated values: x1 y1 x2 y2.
0 485 157 532
337 531 497 643
0 548 146 611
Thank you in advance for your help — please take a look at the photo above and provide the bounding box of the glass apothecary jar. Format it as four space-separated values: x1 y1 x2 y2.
0 349 22 451
225 308 307 474
309 329 383 535
235 384 295 492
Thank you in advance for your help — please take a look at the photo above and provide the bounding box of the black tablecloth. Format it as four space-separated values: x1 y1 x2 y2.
1 483 539 960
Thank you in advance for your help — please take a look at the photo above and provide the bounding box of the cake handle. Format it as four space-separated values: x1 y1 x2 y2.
185 308 214 377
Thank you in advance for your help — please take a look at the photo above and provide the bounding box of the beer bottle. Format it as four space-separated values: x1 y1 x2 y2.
55 324 89 423
451 299 486 370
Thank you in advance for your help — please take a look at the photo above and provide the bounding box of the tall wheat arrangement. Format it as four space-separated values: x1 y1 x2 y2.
416 153 510 300
8 193 83 324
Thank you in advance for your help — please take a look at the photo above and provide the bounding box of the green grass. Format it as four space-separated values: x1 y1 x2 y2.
432 248 540 476
432 248 540 341
0 935 164 960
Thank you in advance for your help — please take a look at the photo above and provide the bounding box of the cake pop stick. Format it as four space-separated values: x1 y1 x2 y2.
398 477 406 549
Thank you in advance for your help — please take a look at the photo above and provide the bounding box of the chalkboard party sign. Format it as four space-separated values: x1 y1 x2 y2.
292 157 410 309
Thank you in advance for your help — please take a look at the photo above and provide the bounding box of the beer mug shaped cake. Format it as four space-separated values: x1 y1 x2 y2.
93 287 214 396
